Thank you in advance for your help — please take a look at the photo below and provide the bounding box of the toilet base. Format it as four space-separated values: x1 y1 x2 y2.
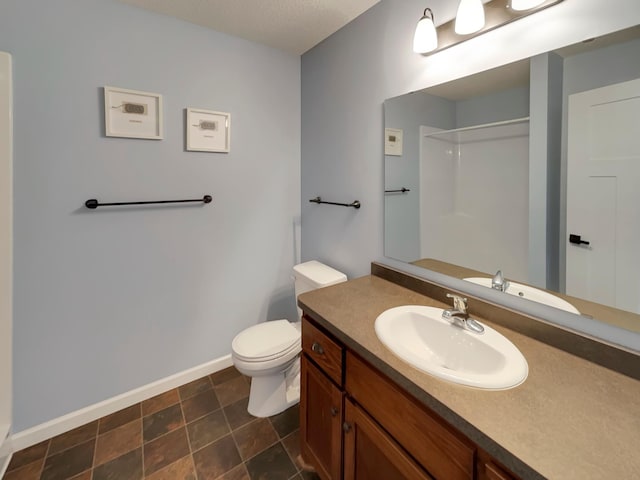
247 359 300 417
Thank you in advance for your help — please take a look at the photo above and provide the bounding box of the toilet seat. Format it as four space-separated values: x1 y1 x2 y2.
232 319 300 362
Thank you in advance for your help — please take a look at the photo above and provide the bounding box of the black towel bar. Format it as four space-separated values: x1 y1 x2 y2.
309 196 360 209
384 188 411 193
85 195 212 209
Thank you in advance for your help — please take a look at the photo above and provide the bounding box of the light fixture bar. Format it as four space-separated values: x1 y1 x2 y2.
419 0 565 56
511 0 546 11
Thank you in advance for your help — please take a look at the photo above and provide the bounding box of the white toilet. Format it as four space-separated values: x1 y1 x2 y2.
231 261 347 417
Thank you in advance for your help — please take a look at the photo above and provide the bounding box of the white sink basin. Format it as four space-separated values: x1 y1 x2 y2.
464 277 580 314
375 305 528 390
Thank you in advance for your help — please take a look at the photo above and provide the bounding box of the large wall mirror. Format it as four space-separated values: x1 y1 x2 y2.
384 25 640 337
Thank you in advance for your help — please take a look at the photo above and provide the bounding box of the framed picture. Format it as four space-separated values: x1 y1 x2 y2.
186 108 230 153
104 86 163 139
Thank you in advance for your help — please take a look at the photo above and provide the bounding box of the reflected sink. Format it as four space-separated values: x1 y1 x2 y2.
375 306 528 390
464 277 580 314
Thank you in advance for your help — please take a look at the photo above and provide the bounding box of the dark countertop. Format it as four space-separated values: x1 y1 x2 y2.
298 275 640 480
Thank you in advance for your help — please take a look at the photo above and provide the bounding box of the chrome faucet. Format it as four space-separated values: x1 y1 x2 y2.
491 270 510 292
442 293 484 334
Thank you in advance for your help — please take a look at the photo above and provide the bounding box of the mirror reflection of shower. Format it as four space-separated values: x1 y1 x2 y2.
419 119 530 281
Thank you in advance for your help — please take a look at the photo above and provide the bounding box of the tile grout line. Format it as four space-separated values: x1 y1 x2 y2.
280 430 303 475
140 400 147 480
38 440 52 479
178 377 211 480
89 427 99 479
142 391 195 479
215 381 246 479
141 398 225 456
268 411 303 474
39 422 98 460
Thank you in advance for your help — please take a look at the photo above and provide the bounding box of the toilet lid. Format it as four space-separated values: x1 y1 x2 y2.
232 319 300 361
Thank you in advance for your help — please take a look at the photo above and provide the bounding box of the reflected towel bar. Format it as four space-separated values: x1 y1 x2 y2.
385 188 411 194
85 195 212 209
309 196 361 209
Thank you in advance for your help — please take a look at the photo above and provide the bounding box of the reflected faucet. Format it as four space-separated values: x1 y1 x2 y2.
491 270 510 292
442 293 484 334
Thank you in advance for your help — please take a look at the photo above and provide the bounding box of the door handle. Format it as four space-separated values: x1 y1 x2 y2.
569 234 590 246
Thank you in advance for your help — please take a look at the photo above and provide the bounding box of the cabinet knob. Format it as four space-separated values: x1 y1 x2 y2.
330 407 338 417
311 342 325 355
342 422 352 433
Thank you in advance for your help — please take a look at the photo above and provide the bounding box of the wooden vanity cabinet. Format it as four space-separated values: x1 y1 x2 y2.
300 356 343 480
343 398 434 480
346 351 474 480
300 318 345 480
300 316 522 480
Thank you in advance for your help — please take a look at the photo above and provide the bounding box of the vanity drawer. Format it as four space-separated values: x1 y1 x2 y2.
346 351 474 480
302 316 343 386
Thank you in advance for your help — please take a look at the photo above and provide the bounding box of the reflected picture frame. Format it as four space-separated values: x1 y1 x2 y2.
104 86 163 140
186 108 231 153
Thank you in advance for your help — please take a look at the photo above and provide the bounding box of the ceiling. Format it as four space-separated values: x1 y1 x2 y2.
117 0 381 55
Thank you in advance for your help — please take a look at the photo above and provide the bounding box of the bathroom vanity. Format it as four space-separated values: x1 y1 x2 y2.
298 263 640 480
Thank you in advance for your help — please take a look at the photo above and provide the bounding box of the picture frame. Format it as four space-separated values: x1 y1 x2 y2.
186 108 230 153
385 128 403 156
104 86 163 140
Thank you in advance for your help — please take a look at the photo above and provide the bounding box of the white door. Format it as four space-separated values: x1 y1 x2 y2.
566 78 640 313
0 51 12 455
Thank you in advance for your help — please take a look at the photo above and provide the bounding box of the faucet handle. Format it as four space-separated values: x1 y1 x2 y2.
492 270 509 292
446 293 467 313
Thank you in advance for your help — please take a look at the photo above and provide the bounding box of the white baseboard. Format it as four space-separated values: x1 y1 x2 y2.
8 354 233 453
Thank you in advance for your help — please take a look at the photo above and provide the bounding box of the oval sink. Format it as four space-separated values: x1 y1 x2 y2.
464 277 580 314
374 305 528 389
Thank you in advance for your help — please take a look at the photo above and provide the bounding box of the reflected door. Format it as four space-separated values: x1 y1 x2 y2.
566 78 640 313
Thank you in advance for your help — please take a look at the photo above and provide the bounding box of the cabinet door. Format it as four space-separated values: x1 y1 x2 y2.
346 352 474 480
343 399 434 480
300 355 343 480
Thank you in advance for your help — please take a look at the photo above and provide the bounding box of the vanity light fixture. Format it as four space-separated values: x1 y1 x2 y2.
414 0 565 56
413 8 438 53
511 0 546 10
455 0 485 35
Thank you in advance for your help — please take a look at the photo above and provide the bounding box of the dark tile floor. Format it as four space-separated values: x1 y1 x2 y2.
3 367 319 480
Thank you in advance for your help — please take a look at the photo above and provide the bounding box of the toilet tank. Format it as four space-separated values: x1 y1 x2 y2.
293 261 347 318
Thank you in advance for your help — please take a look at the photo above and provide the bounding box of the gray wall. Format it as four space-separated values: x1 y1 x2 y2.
1 0 300 431
455 86 529 128
528 52 564 291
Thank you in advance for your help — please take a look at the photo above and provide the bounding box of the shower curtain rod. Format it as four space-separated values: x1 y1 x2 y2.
422 116 530 138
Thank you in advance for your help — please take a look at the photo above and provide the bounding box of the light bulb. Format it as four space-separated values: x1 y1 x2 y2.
413 8 438 53
455 0 485 35
511 0 546 11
